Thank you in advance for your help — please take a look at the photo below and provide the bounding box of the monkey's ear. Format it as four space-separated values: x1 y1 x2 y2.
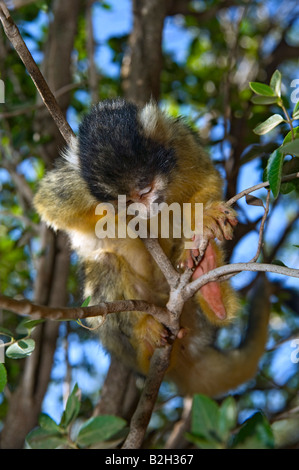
61 135 80 169
139 101 160 136
138 101 173 143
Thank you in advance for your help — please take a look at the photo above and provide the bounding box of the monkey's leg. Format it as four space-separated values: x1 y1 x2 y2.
192 242 227 320
85 252 169 375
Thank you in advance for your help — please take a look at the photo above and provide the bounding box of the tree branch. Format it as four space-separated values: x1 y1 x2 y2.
248 189 271 263
184 262 299 300
226 172 299 206
122 344 173 449
0 294 169 325
142 238 180 289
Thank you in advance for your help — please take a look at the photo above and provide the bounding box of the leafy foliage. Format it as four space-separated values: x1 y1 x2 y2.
26 384 127 449
187 394 274 449
250 70 299 198
0 318 45 360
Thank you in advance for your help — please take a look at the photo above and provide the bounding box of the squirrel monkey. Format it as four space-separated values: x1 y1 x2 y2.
34 98 269 396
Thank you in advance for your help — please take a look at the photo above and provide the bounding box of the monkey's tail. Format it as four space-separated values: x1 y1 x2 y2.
168 275 270 397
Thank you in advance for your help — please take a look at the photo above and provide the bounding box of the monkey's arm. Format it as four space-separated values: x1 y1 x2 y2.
34 161 99 232
168 276 270 396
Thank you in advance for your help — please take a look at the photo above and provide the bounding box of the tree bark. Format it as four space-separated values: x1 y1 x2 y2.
121 0 168 105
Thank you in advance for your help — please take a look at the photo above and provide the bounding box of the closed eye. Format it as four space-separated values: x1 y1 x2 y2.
139 186 152 198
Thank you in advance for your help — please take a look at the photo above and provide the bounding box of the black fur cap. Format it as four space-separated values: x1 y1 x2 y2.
78 98 177 201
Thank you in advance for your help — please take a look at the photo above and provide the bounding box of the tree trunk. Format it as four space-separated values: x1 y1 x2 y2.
121 0 168 105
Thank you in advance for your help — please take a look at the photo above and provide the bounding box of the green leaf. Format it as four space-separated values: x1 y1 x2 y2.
6 338 35 359
262 167 268 183
76 415 127 447
81 296 91 307
253 114 284 135
293 101 299 119
218 396 237 440
185 432 221 449
191 394 220 442
249 82 275 96
232 412 274 449
26 427 68 449
280 139 299 156
0 364 7 393
280 181 296 194
267 149 284 198
280 158 299 194
0 327 14 339
272 259 287 267
270 70 282 97
282 126 299 144
39 413 62 434
16 318 45 335
251 95 278 105
60 383 81 428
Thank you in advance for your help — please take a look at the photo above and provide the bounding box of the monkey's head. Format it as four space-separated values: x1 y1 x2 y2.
77 99 177 218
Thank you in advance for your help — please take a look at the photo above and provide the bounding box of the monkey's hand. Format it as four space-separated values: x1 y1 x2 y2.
181 201 238 268
202 200 237 241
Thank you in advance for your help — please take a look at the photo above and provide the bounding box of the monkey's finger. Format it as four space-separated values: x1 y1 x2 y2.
203 221 224 242
216 216 234 240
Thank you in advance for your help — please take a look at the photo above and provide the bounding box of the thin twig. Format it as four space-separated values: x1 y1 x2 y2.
226 172 299 206
0 82 83 119
248 189 271 263
184 262 299 300
0 1 75 145
164 396 192 449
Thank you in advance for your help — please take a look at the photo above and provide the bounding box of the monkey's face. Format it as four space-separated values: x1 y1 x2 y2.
125 174 167 219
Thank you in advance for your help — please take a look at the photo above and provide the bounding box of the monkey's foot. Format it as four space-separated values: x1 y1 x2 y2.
133 315 170 373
